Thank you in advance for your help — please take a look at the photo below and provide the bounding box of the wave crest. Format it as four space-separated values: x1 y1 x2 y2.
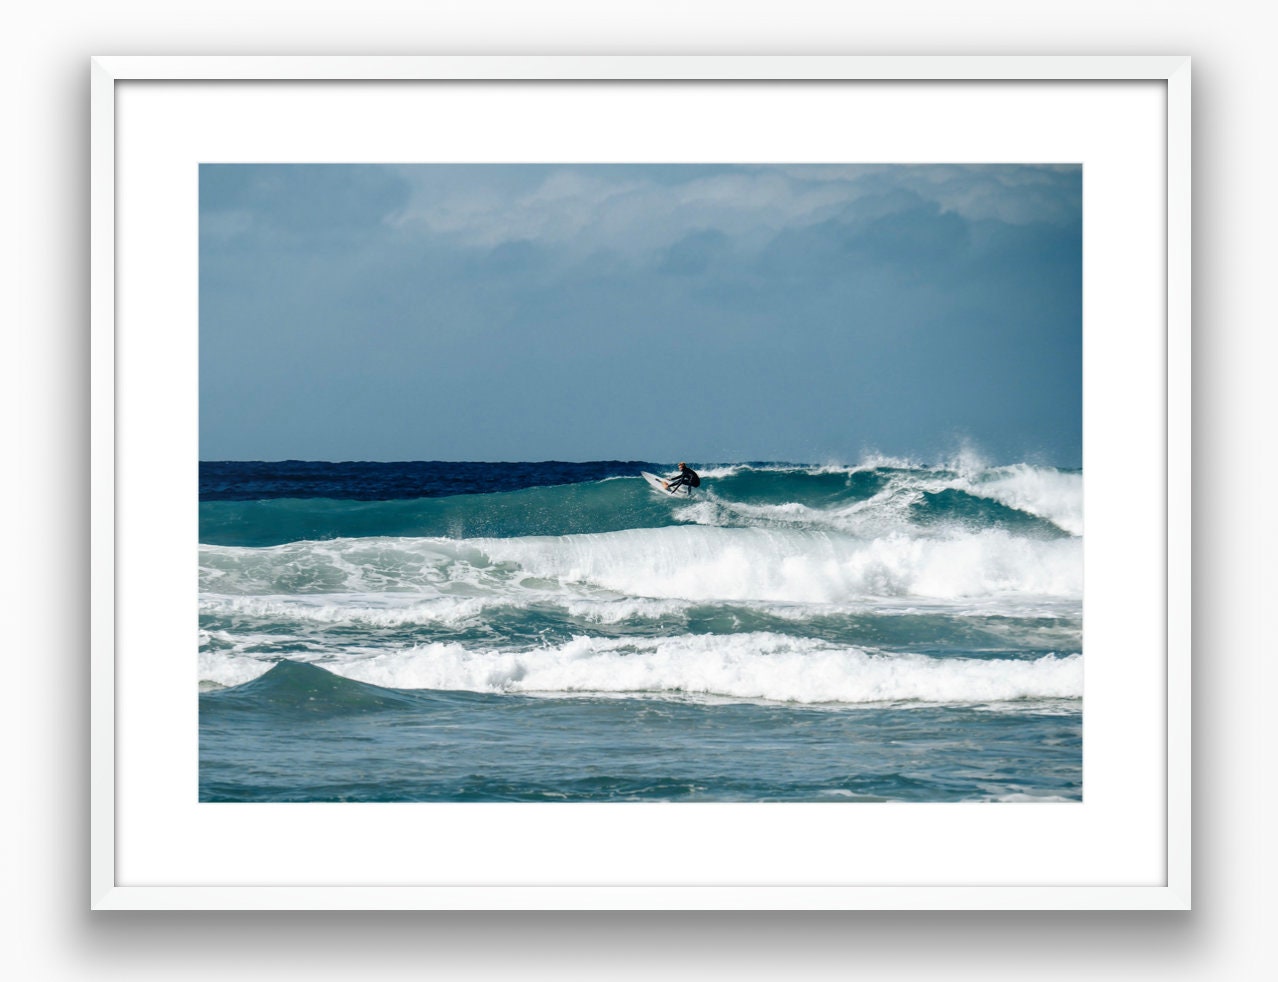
201 523 1081 604
200 636 1082 705
199 461 1081 546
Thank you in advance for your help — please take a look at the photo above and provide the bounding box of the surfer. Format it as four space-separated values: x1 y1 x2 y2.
663 462 701 493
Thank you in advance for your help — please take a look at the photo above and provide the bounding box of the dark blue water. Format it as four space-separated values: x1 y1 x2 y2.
201 459 677 501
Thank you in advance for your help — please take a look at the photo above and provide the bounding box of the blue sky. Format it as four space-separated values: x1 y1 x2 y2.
200 163 1081 465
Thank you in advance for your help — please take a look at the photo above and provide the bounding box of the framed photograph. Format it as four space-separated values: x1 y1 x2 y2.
91 55 1190 909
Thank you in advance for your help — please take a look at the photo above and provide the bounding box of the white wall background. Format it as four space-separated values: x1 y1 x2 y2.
3 2 1271 979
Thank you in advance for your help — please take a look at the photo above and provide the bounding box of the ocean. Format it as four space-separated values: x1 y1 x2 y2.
199 459 1083 802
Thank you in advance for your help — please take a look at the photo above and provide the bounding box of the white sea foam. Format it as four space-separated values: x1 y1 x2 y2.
200 590 701 632
199 592 501 628
476 526 1082 603
198 632 1082 705
672 487 920 538
668 465 1080 540
201 523 1082 604
199 648 285 688
199 589 1080 642
976 464 1083 535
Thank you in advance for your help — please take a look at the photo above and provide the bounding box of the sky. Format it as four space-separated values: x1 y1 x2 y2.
199 163 1082 465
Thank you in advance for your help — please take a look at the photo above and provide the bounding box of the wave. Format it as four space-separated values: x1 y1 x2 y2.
198 460 1084 709
198 462 1081 546
675 460 1082 534
199 635 1082 706
198 591 1081 640
201 659 421 714
200 523 1081 604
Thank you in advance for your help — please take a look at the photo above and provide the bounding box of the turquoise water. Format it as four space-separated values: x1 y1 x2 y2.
199 460 1083 802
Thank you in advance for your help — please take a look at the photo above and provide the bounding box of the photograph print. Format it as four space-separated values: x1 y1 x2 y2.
198 163 1083 803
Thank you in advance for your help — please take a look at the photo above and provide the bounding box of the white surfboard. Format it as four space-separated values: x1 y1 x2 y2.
641 471 692 496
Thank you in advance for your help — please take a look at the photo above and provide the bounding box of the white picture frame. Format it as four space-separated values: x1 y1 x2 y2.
91 55 1190 910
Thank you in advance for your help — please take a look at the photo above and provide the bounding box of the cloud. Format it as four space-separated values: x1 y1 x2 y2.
392 166 850 255
200 164 412 250
658 229 732 277
778 164 1081 226
387 164 1079 270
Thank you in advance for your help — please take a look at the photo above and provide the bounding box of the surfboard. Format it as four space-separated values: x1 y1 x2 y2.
641 471 692 496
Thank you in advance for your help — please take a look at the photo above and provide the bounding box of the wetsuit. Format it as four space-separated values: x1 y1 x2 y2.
666 465 700 492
